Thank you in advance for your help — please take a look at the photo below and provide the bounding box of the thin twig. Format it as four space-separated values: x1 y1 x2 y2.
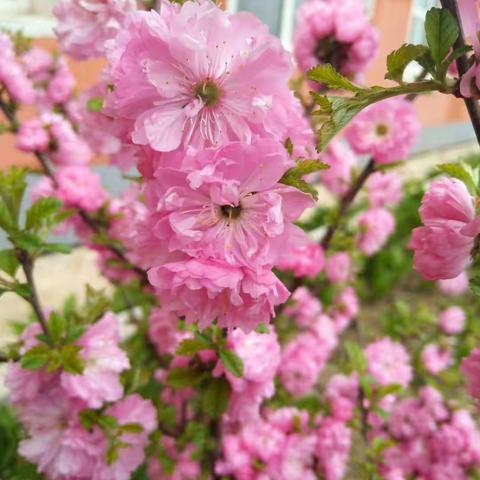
440 0 480 147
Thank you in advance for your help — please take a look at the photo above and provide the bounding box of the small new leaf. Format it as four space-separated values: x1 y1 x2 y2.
176 337 212 356
86 96 104 112
201 377 230 418
25 197 63 233
166 367 207 389
0 249 19 277
308 64 362 92
386 44 429 82
424 7 459 66
437 162 477 195
21 344 51 370
219 348 244 378
279 158 329 200
470 275 480 298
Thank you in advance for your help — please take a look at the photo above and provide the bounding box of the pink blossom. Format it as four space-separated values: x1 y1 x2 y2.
294 0 378 80
148 258 290 331
357 208 395 255
320 140 356 196
421 344 453 374
365 338 412 388
316 418 352 480
96 394 157 480
461 348 480 403
331 286 359 332
409 178 480 280
437 271 469 296
47 57 76 105
105 2 305 152
144 140 312 270
326 374 359 421
277 242 325 278
439 306 466 334
284 286 323 328
61 312 130 408
148 307 184 356
346 97 420 164
366 171 403 208
16 119 50 153
54 0 137 60
325 252 351 283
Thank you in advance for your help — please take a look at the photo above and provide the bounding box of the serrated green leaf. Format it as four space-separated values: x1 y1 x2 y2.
308 64 362 92
279 159 329 200
0 201 14 231
176 338 212 356
0 167 27 223
10 231 43 252
39 242 72 255
87 96 104 112
219 348 244 378
425 7 459 66
25 197 63 232
98 415 119 431
48 312 66 343
437 162 477 194
0 249 19 277
386 44 429 82
60 344 84 374
166 367 207 389
20 344 51 370
201 377 230 418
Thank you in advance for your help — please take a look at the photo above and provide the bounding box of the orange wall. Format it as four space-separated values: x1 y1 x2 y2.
367 0 469 126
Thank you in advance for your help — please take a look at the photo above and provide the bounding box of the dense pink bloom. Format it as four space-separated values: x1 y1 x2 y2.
284 286 322 328
326 374 359 422
221 328 281 421
97 394 157 480
409 178 480 280
0 33 35 104
346 97 420 164
277 242 325 278
439 306 466 334
421 343 453 374
294 0 378 79
461 348 480 403
331 286 359 332
437 271 469 296
357 208 395 255
366 171 403 208
144 140 311 270
319 140 356 196
61 312 130 408
365 338 412 387
148 307 184 356
105 1 305 152
16 119 50 153
325 252 351 283
148 258 289 331
54 0 136 60
315 418 352 480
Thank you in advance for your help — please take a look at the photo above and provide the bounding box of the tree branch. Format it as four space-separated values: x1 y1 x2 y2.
440 0 480 147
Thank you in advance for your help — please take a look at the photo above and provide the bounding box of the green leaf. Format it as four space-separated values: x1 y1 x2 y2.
308 64 363 92
121 422 144 434
470 275 480 298
176 338 212 356
438 45 473 79
87 96 104 112
97 415 119 431
12 282 31 298
25 197 63 232
0 167 27 223
425 7 459 66
48 312 66 343
437 162 477 194
166 367 207 389
201 377 230 418
345 341 368 373
279 158 329 200
219 348 244 378
0 201 14 231
0 249 19 277
60 345 84 374
9 231 43 252
20 344 51 370
39 242 72 255
386 44 429 82
254 323 269 334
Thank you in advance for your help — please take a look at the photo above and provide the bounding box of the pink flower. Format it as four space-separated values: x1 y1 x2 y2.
17 388 103 480
54 0 136 60
148 257 289 331
148 307 184 356
439 306 466 335
345 97 420 164
47 57 76 105
277 242 325 278
409 178 480 280
320 140 356 196
421 343 453 374
331 286 359 332
61 312 130 408
105 1 304 152
366 171 403 208
461 348 480 404
365 338 412 388
96 394 157 480
437 271 469 296
15 119 50 153
326 374 358 422
294 0 378 80
325 252 351 283
357 208 395 255
284 286 323 328
144 140 312 270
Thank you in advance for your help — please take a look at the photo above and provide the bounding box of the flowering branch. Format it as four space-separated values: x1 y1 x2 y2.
440 0 480 147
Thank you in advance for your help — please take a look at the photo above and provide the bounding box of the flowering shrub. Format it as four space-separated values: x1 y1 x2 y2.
1 0 480 479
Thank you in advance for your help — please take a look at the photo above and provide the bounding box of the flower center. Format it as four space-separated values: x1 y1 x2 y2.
194 79 222 107
315 37 351 72
220 204 242 221
376 123 389 136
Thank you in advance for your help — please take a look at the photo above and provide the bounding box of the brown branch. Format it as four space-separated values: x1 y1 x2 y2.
440 0 480 147
0 97 149 284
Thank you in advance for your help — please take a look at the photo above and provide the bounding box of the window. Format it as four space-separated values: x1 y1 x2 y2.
408 0 439 44
0 0 55 37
